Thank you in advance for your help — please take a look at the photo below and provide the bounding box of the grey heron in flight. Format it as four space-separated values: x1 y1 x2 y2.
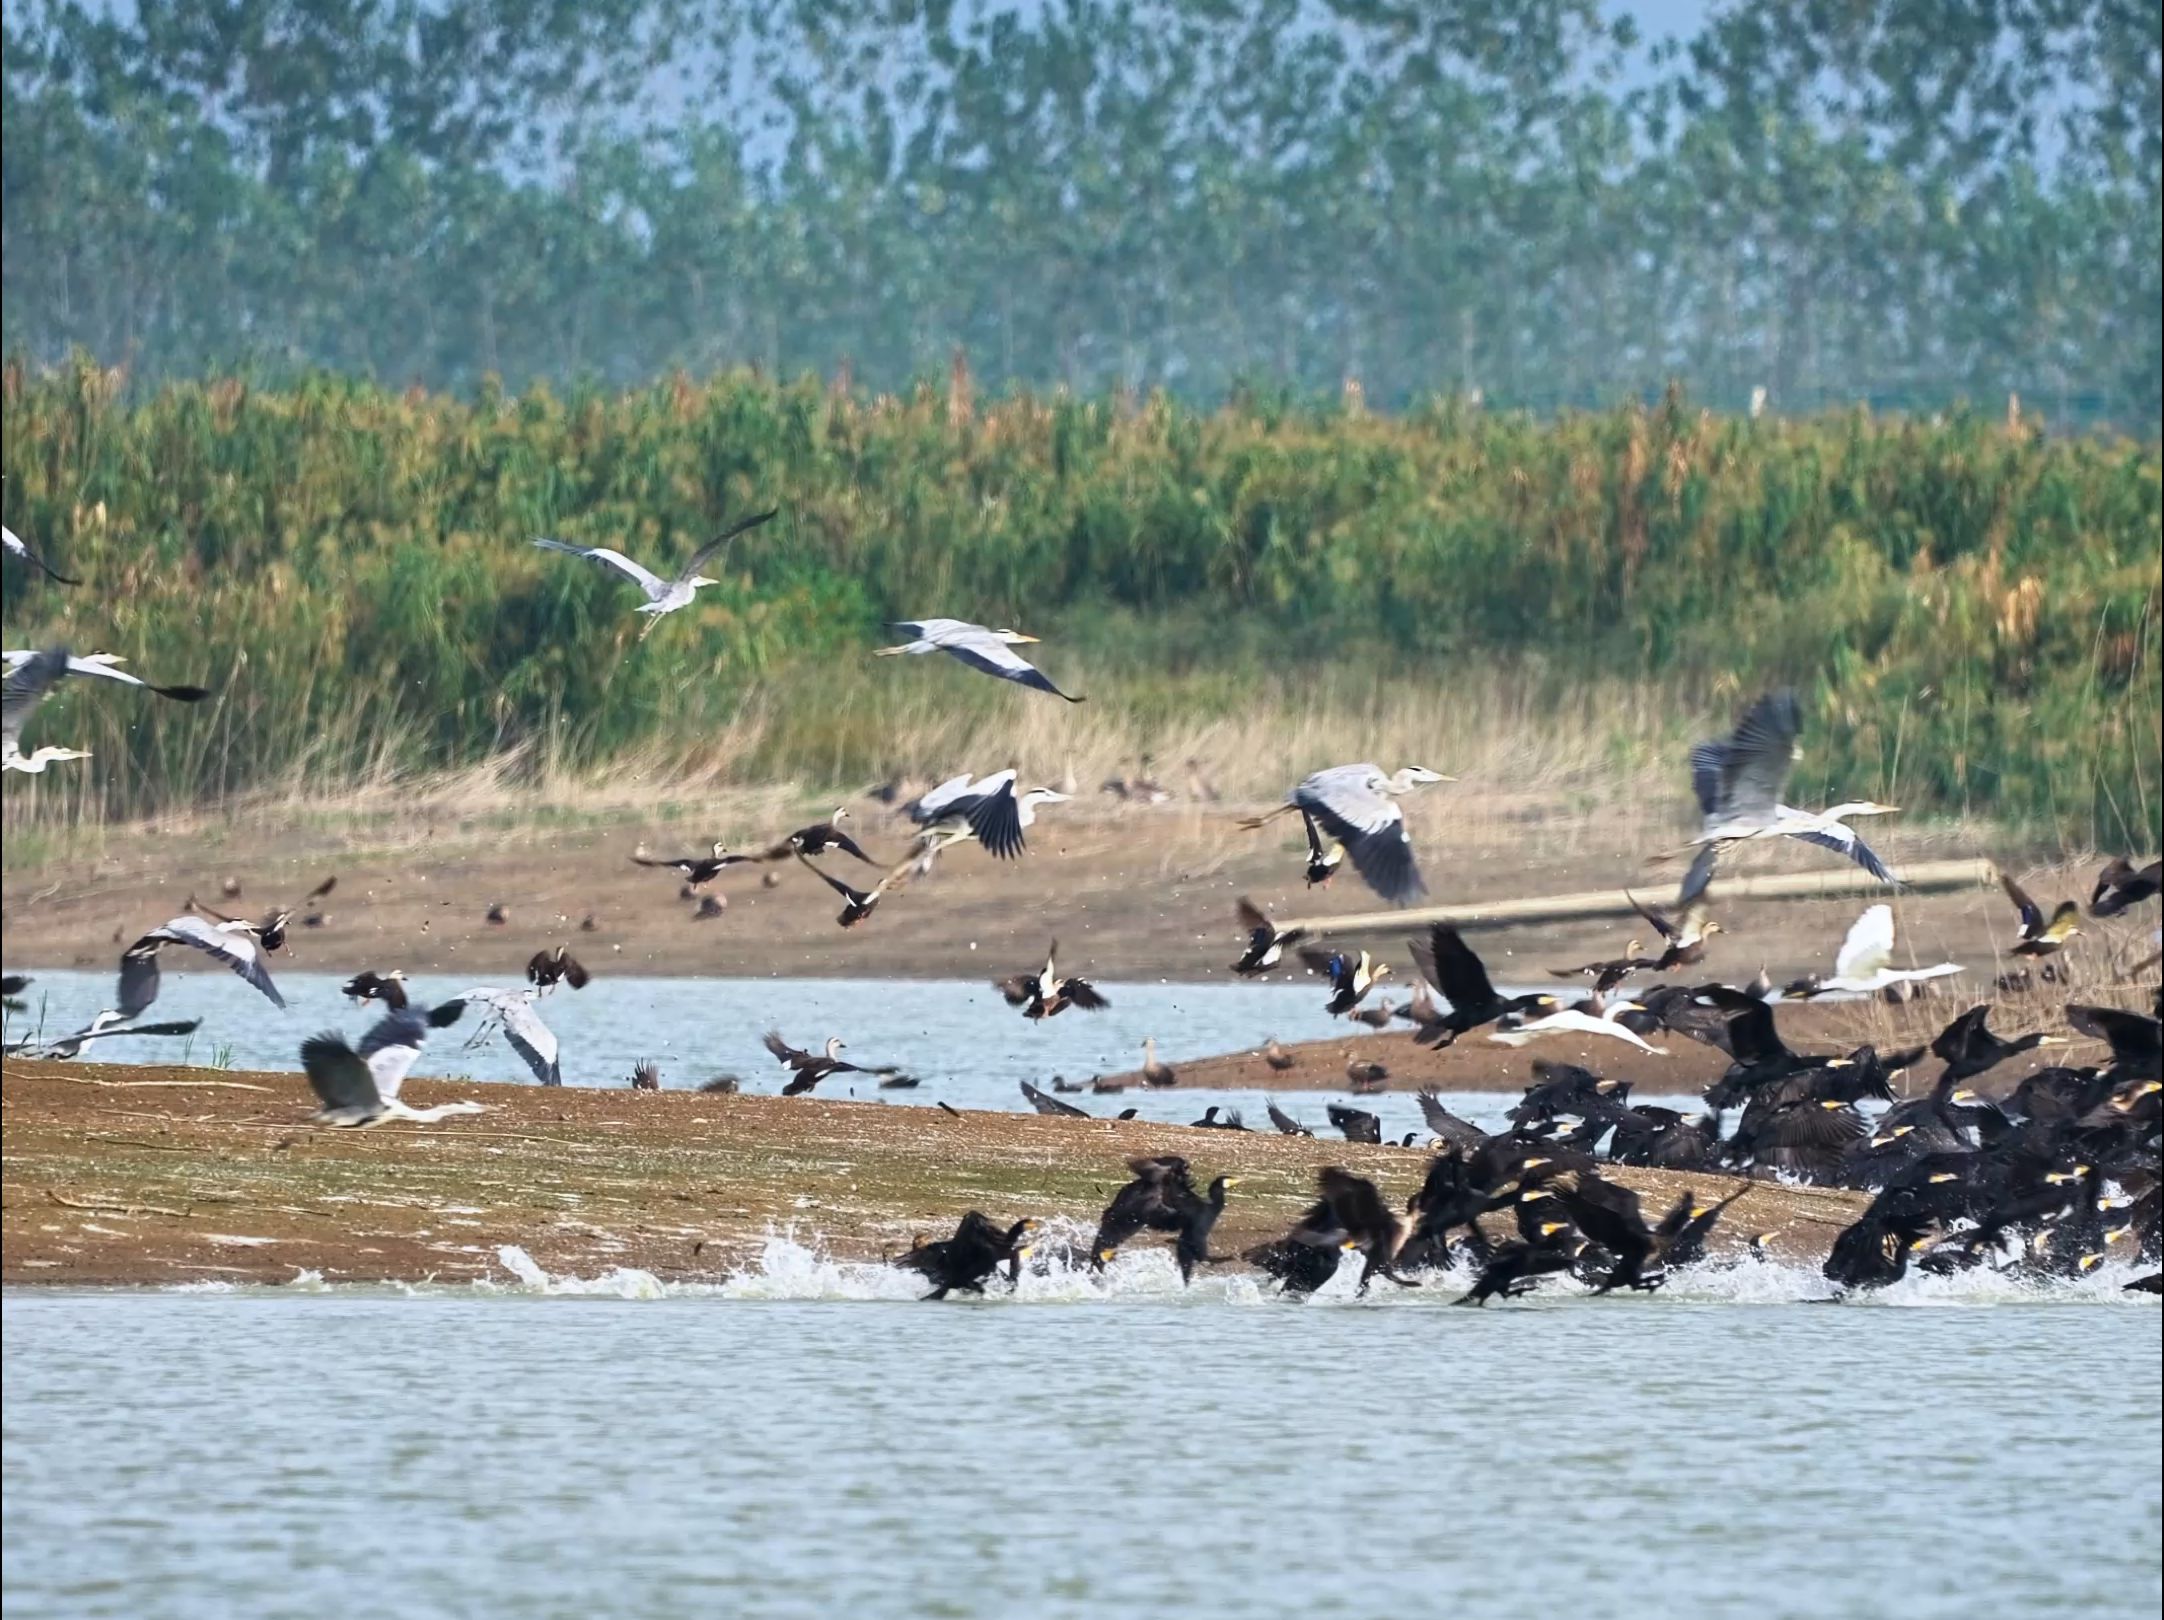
301 999 485 1126
5 1011 204 1060
1672 689 1899 903
875 619 1084 702
533 507 776 639
2 647 91 773
457 987 563 1085
1242 763 1450 904
3 649 209 704
907 769 1070 868
119 916 288 1013
1 521 77 584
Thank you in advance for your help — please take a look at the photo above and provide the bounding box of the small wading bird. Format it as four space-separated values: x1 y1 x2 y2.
1300 947 1392 1017
457 987 563 1086
532 508 777 639
525 945 590 991
995 940 1109 1019
4 648 208 704
1242 764 1451 905
188 876 337 955
875 618 1084 702
762 1030 901 1094
2002 873 2082 965
2 520 78 584
1669 689 1899 904
1783 904 1962 998
2090 856 2162 918
2 647 91 773
299 999 484 1127
1230 896 1307 976
893 1211 1037 1300
118 916 288 1013
908 769 1070 866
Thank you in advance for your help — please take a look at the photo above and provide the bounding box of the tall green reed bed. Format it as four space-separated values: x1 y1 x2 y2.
2 360 2157 844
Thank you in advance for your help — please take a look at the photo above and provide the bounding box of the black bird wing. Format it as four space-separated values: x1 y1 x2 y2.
966 775 1027 859
115 946 162 1019
674 507 779 583
993 974 1038 1007
1266 1100 1311 1135
2000 872 2044 937
299 1033 383 1113
1318 1167 1401 1256
1234 896 1273 936
821 826 880 865
1298 795 1423 904
1416 1089 1490 1150
1326 1103 1381 1144
1020 1080 1088 1117
1060 978 1110 1010
1687 741 1728 818
1554 1173 1654 1265
795 854 874 908
1627 890 1681 943
2 527 79 584
1700 986 1787 1062
1411 926 1498 1014
937 638 1084 702
1929 1004 1992 1067
2067 1004 2162 1074
762 1030 814 1068
303 875 338 903
1789 823 1897 885
1297 948 1354 994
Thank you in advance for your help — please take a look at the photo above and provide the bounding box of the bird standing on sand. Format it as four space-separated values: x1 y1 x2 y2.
875 619 1084 702
533 509 777 640
1243 764 1450 905
1670 689 1900 903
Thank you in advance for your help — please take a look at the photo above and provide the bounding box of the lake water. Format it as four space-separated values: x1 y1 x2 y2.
3 969 1677 1140
4 1279 2158 1620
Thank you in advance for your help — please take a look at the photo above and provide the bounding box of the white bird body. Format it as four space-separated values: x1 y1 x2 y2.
1805 904 1964 995
1490 1000 1668 1055
301 1003 484 1126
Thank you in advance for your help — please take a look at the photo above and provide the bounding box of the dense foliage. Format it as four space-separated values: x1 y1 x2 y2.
3 1 2158 425
3 363 2156 841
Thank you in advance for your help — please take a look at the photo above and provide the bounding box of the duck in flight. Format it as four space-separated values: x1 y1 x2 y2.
876 618 1084 702
632 841 759 888
995 940 1110 1019
762 1030 901 1094
2001 873 2082 964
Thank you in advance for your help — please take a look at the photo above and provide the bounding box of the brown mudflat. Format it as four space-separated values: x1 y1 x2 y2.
1 1057 1866 1289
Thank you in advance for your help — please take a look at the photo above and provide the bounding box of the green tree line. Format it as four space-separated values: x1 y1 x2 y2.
2 1 2158 425
2 362 2157 841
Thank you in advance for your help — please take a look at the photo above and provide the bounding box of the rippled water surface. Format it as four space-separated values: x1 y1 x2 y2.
4 1286 2158 1620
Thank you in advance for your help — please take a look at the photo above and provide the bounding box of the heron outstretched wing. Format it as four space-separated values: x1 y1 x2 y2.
3 646 69 752
532 539 669 599
1790 823 1896 885
965 770 1026 858
139 916 286 1008
300 1033 385 1114
675 508 779 583
1293 765 1424 904
1 524 79 584
5 650 209 702
1712 690 1801 823
932 633 1083 702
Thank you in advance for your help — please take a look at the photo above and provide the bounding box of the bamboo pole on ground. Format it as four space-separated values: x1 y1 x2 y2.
1276 857 1998 938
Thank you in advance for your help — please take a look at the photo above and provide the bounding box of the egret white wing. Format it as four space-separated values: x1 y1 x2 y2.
1833 905 1895 981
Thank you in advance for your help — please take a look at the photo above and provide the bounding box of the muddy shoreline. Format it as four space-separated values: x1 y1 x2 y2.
1 1057 1868 1288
